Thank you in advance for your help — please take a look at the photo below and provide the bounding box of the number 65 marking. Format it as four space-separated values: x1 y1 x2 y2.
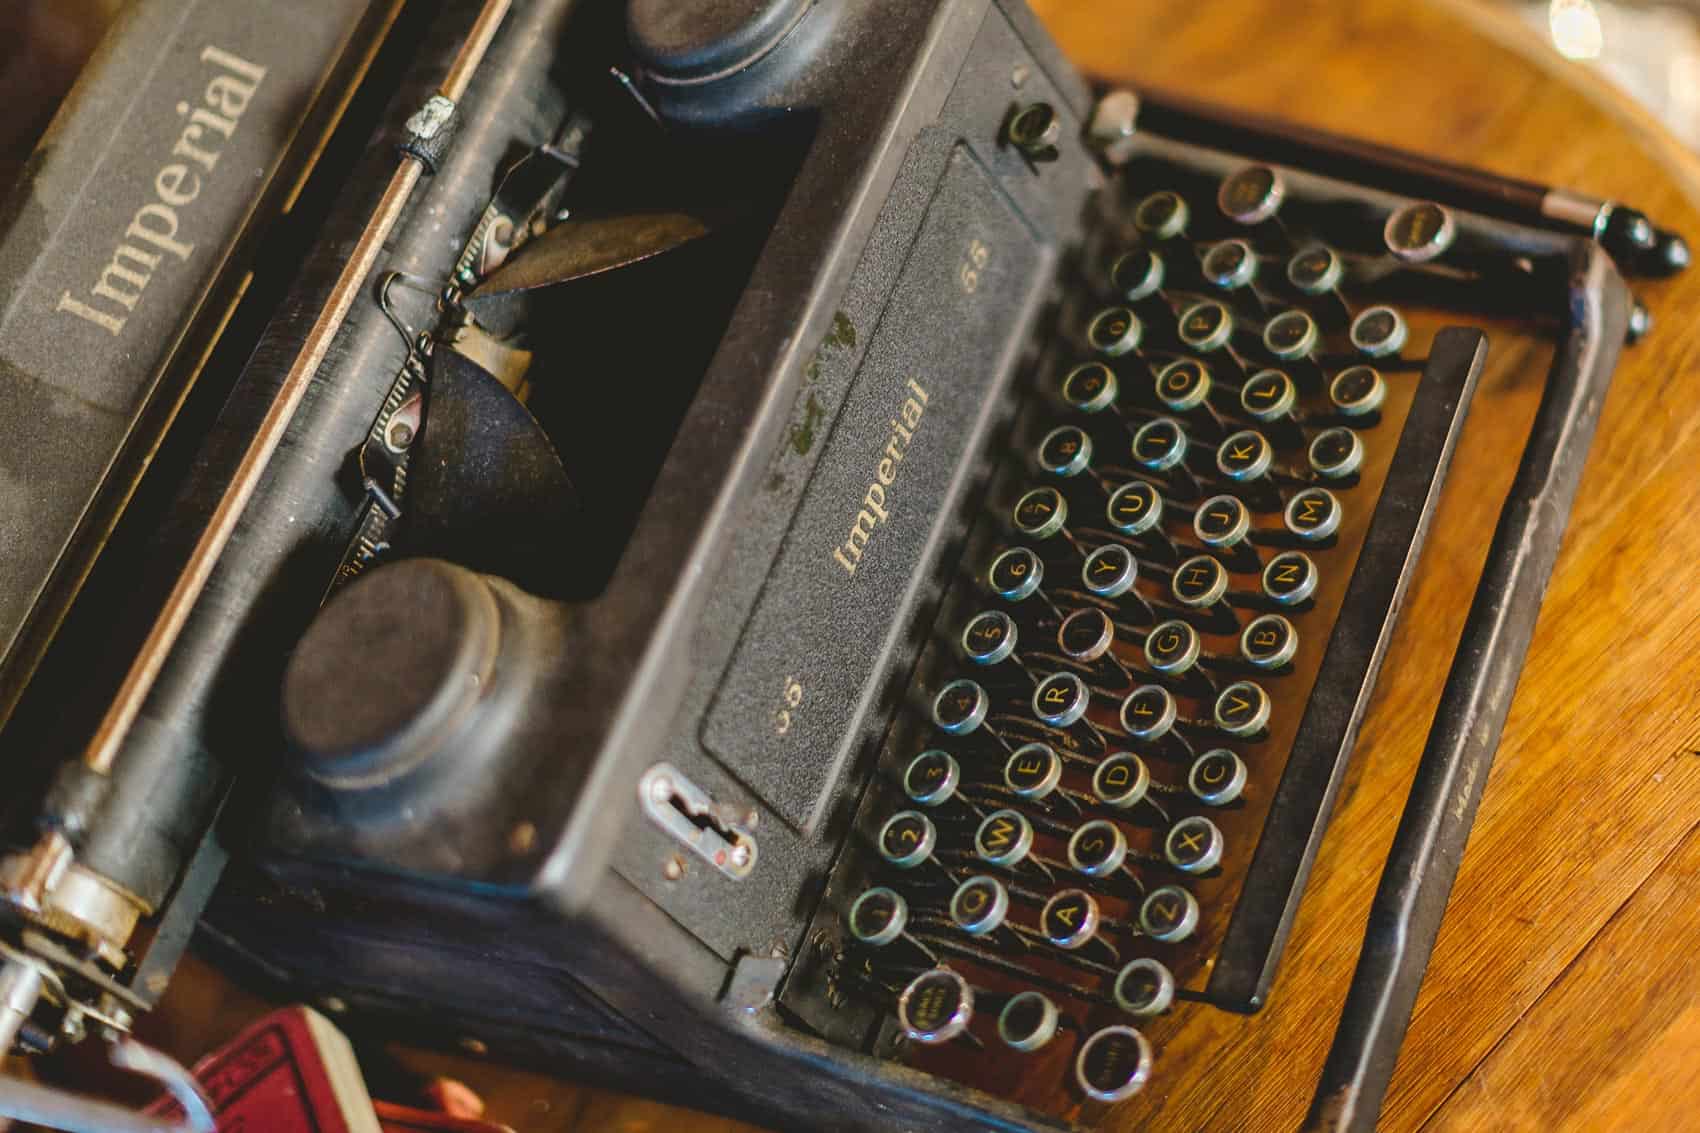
775 676 804 736
959 238 991 293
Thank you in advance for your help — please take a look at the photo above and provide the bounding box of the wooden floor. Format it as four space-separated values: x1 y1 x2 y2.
133 2 1700 1130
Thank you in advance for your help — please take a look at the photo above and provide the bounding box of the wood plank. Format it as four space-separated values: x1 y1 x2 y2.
1423 821 1700 1132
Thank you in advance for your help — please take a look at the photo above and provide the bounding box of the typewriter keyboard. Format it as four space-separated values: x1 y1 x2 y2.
786 159 1487 1122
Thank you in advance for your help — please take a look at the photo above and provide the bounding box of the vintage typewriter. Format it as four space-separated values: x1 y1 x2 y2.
0 1 1686 1130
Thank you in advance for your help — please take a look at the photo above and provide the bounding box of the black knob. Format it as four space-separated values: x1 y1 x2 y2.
627 0 812 84
282 558 564 793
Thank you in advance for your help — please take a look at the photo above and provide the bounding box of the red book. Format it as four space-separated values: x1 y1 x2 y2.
148 1006 382 1132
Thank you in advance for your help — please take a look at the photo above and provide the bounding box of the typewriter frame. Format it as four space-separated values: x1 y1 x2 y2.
0 0 1641 1129
195 4 1634 1132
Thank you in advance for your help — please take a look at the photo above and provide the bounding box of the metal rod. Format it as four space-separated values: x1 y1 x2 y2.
77 0 508 781
1303 241 1631 1132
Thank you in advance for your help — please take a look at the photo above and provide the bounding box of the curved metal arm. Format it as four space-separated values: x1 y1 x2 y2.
1303 240 1633 1132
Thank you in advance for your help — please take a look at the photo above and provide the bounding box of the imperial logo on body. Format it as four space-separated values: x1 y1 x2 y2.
832 378 929 576
55 45 268 336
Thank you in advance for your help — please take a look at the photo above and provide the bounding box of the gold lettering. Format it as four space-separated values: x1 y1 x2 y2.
92 244 159 311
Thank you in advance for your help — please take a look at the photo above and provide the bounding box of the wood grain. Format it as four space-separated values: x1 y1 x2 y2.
127 3 1700 1131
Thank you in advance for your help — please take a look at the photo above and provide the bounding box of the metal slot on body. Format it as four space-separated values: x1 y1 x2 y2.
640 764 758 881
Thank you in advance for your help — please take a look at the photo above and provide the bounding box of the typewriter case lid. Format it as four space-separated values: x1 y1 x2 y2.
254 0 1097 913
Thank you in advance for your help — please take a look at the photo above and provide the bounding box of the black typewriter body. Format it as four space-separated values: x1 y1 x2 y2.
0 1 1673 1130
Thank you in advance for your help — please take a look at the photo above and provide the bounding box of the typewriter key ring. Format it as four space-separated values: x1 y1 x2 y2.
1113 957 1177 1018
897 968 980 1048
1286 243 1354 326
949 875 1033 954
1193 494 1264 573
1041 888 1122 966
1067 819 1147 894
1189 748 1249 806
1075 1024 1154 1103
996 990 1078 1052
1199 239 1273 320
1164 815 1226 875
1101 480 1183 564
847 887 941 967
1011 487 1090 557
1092 753 1172 824
1004 743 1083 816
986 547 1068 621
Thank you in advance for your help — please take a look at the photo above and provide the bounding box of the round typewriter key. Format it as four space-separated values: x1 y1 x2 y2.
1284 486 1342 541
933 678 990 735
1241 613 1298 670
1308 427 1364 480
976 808 1036 868
988 547 1043 601
1033 671 1089 727
1262 309 1319 361
1172 554 1229 609
1041 888 1101 950
1082 543 1138 598
1216 429 1273 482
904 750 961 807
1076 1025 1154 1103
1059 607 1115 663
950 875 1010 936
1061 362 1119 414
1068 820 1130 877
1093 753 1151 810
1106 481 1163 536
1138 884 1200 942
1214 680 1271 737
1287 244 1344 295
847 886 909 947
1201 239 1259 290
1349 305 1408 358
1330 364 1386 417
962 610 1018 666
1384 200 1456 264
1154 358 1212 412
878 810 938 870
1111 247 1166 301
1262 550 1319 606
1119 684 1176 742
1218 163 1285 225
998 991 1061 1052
1087 306 1143 357
1013 487 1069 540
1005 742 1064 800
1038 425 1094 478
1177 300 1234 353
898 968 974 1045
1131 416 1188 472
1165 815 1224 874
1144 619 1201 675
1194 493 1251 549
1240 368 1297 423
1189 748 1248 805
1114 958 1176 1017
1133 190 1189 241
